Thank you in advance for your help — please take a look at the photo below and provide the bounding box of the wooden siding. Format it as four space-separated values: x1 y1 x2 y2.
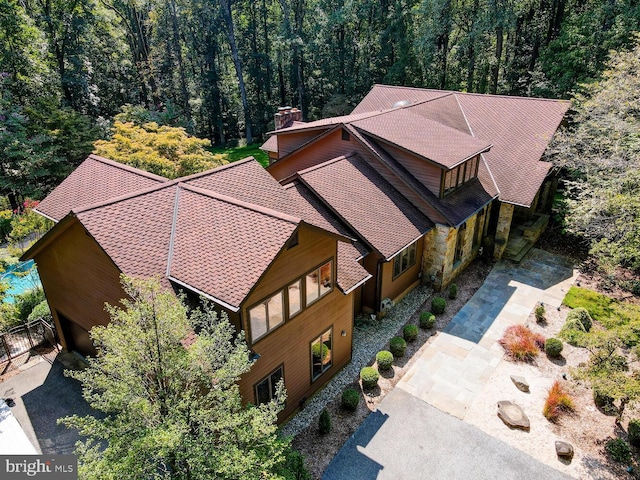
380 143 442 196
380 236 424 302
238 224 354 419
269 128 362 181
276 129 329 158
34 221 125 349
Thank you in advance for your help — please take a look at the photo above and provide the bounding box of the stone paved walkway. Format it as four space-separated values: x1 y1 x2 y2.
397 248 577 419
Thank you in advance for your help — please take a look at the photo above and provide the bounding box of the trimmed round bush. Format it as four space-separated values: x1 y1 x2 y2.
403 324 418 342
431 296 446 315
629 419 640 447
420 312 436 329
448 283 458 299
319 408 331 434
535 303 546 323
389 336 407 357
376 350 394 371
566 307 593 332
544 338 563 358
360 366 379 389
341 388 360 412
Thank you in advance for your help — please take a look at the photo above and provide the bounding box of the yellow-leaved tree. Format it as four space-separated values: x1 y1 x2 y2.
93 121 227 179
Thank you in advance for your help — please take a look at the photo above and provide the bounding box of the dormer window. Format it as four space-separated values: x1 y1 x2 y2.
442 156 480 197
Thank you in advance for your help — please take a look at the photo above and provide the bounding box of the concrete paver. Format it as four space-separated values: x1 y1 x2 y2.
326 249 577 479
397 249 577 420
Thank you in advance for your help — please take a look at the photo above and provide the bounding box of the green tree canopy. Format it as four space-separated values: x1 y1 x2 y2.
62 276 303 480
93 121 227 179
551 36 640 279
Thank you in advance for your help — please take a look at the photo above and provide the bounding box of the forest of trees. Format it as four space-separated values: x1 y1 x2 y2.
2 0 639 147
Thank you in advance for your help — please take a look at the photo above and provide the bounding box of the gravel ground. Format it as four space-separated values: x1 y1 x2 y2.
280 283 435 438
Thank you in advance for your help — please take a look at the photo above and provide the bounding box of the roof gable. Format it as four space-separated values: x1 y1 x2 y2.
167 185 300 309
35 154 168 222
351 108 492 169
296 154 433 259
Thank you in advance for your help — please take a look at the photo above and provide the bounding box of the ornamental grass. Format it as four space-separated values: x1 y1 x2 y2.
498 324 545 362
543 380 575 422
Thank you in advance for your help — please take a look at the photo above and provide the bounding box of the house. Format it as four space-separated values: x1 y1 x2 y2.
262 86 570 314
23 154 370 419
24 84 569 420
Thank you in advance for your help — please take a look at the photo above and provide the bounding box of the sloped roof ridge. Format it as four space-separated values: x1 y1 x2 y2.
295 152 358 176
178 183 301 225
72 181 178 216
87 154 169 182
452 91 571 104
173 156 254 182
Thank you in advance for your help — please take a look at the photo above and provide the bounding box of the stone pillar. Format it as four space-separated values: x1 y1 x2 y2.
422 225 456 290
494 202 514 260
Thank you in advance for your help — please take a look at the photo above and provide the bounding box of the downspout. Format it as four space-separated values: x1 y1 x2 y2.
375 260 383 315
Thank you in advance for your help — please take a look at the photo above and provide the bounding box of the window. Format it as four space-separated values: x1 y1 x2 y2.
255 366 283 405
305 261 332 306
311 328 332 381
249 291 284 342
393 241 418 279
442 156 479 196
454 223 466 265
246 259 333 345
288 279 301 317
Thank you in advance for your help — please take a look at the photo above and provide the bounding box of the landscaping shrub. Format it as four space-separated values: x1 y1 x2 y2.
535 303 546 323
431 296 446 314
282 450 311 480
543 380 575 422
544 338 563 358
448 283 458 299
14 288 46 322
360 367 379 389
403 324 418 342
628 419 640 447
605 438 631 463
27 300 51 322
593 388 616 412
319 408 331 434
498 325 545 362
376 350 394 371
389 336 407 357
341 389 360 412
559 312 591 347
420 312 436 329
566 307 593 332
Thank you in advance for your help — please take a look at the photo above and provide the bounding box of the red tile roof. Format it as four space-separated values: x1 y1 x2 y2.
296 154 433 259
168 185 300 309
35 155 168 222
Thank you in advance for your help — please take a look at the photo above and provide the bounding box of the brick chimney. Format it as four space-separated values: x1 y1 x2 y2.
274 106 303 130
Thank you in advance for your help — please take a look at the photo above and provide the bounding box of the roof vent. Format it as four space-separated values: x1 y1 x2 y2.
392 99 412 108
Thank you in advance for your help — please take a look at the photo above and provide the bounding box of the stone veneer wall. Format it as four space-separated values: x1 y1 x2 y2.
494 202 515 260
421 210 484 290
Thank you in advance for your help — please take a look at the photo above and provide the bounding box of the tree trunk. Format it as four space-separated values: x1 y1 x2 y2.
168 0 193 131
491 26 503 95
220 0 253 144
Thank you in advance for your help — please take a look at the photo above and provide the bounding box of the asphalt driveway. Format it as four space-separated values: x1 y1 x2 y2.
323 388 572 480
0 355 96 454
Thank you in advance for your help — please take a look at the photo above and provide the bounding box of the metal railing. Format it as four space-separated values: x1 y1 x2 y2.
0 318 59 365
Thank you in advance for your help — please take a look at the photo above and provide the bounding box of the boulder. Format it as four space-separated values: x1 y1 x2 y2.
555 441 574 459
497 400 530 431
510 375 530 393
